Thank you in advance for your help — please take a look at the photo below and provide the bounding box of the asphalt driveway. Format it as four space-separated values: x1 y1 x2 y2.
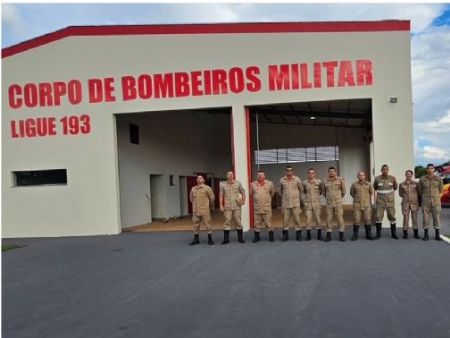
2 210 450 338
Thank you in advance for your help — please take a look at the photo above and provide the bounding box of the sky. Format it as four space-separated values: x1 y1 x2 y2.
2 2 450 166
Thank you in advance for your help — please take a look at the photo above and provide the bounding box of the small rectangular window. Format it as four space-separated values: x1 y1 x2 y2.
169 175 175 186
13 169 67 187
316 146 336 162
255 146 339 165
287 148 306 163
130 124 139 144
277 148 288 163
256 149 277 164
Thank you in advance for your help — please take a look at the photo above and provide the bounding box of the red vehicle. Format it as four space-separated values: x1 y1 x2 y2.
441 176 450 207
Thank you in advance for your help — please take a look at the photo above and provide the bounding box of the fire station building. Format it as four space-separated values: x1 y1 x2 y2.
2 21 414 238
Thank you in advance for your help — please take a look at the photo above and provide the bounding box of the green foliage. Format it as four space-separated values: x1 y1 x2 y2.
415 166 427 178
2 244 25 252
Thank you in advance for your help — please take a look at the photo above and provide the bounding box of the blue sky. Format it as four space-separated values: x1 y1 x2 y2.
2 3 450 166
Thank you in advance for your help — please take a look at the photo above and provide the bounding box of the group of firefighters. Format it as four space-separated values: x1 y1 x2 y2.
188 163 444 245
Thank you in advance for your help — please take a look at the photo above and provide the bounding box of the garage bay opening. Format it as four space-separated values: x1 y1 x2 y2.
248 99 373 227
116 108 232 231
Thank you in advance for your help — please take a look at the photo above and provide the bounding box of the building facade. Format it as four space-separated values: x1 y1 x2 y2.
2 21 414 238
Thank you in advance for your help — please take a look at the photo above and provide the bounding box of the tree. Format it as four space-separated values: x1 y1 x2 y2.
415 166 427 178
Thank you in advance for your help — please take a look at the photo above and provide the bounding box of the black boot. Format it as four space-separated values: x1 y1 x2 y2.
413 229 420 239
281 230 289 242
324 232 331 242
221 230 230 245
269 231 275 242
189 234 200 246
351 225 359 241
374 223 382 240
364 224 373 240
339 231 346 242
296 230 302 241
390 224 399 240
403 230 408 239
422 229 429 241
435 229 443 241
306 230 312 241
237 229 245 243
252 231 260 243
317 229 322 240
208 233 215 245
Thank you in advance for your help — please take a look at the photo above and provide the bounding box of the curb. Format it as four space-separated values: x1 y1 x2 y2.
440 235 450 246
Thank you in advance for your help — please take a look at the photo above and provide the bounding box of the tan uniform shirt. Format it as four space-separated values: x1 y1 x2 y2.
399 179 419 209
251 180 275 214
321 177 346 207
302 179 323 210
220 180 245 211
373 175 398 207
278 175 303 208
190 184 215 216
418 175 443 207
350 180 373 210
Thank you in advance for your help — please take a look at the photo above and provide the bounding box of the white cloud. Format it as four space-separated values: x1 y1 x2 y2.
411 25 450 123
136 4 445 33
199 4 444 33
142 3 242 24
416 110 450 134
422 146 449 160
2 3 27 37
407 14 450 165
414 110 450 164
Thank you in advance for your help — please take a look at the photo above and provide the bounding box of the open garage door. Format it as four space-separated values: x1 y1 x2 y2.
247 99 373 227
116 108 232 230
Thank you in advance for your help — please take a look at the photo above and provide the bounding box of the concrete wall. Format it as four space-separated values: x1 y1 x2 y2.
116 110 231 228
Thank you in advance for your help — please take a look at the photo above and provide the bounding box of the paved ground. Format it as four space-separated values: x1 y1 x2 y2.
3 210 450 338
125 207 356 232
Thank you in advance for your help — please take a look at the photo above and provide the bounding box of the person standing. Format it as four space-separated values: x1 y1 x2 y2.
350 171 373 240
373 164 399 240
278 166 304 241
321 167 346 242
399 170 420 239
302 168 324 240
220 171 246 244
189 175 215 246
250 170 275 242
418 163 444 241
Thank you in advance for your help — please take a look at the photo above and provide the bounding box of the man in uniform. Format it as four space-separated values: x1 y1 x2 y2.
189 175 215 246
302 168 324 240
321 166 346 242
220 170 246 244
278 166 304 241
250 170 275 242
418 163 444 241
399 169 420 239
373 164 399 240
350 171 373 241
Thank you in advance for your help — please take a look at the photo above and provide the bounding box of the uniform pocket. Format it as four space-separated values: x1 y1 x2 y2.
387 194 395 204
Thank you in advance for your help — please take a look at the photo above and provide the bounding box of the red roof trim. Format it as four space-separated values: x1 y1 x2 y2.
2 21 410 59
